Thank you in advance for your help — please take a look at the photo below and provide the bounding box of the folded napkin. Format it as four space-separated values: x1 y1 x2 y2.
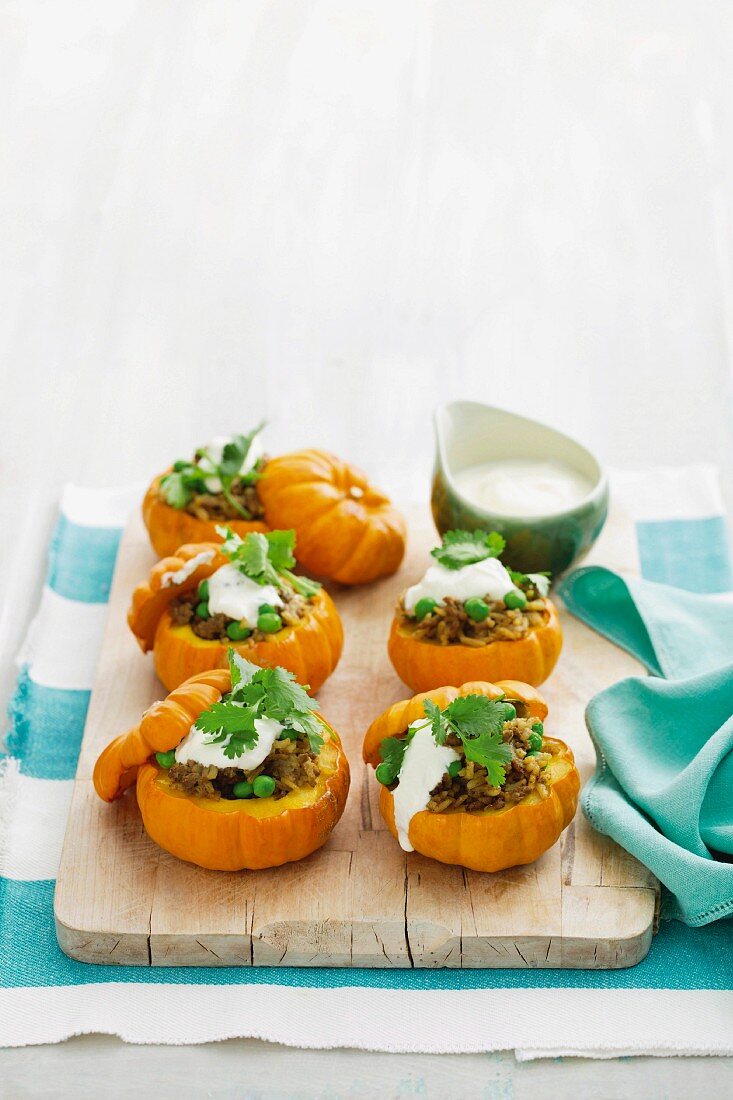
558 566 733 925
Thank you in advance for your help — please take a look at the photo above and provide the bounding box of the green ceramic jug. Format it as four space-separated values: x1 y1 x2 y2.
432 401 609 577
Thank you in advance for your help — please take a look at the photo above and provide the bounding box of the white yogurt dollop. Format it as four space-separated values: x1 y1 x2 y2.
404 558 515 613
392 723 460 851
197 433 263 493
174 715 283 771
161 549 215 588
207 564 282 625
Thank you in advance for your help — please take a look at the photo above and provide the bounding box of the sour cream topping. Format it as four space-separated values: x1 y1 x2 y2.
174 714 283 771
197 433 263 493
160 549 215 588
404 557 515 613
207 563 282 625
392 723 460 851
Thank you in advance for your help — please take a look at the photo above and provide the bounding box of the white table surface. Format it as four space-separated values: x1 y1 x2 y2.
2 1 732 1094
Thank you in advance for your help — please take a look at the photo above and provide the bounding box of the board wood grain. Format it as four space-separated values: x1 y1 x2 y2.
54 503 658 968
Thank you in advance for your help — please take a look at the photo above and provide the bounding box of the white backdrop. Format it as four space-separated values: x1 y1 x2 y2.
2 1 732 1092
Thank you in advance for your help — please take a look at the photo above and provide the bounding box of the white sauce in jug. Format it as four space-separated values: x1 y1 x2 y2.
454 459 593 518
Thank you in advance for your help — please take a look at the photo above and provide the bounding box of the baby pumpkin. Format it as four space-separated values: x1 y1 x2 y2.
128 537 343 694
94 667 350 871
251 449 406 585
387 598 562 693
363 680 579 873
144 432 405 586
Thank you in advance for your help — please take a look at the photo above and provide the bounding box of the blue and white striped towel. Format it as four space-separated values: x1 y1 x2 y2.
1 470 731 1057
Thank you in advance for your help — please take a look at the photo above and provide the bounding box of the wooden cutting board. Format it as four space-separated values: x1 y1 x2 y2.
54 504 658 968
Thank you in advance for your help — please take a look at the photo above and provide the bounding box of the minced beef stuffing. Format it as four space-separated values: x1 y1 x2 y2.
398 594 548 646
170 586 309 642
166 735 320 801
160 458 268 522
422 716 555 813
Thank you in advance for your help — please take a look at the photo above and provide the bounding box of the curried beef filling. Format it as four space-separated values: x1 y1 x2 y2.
166 734 320 801
398 593 548 646
160 457 268 521
170 585 309 641
403 715 554 813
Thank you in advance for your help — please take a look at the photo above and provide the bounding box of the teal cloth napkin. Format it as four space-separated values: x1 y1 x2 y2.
558 566 733 926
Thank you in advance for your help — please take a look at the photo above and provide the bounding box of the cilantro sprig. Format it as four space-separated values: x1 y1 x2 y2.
431 529 506 570
160 423 265 516
377 693 515 789
217 525 321 599
193 649 325 760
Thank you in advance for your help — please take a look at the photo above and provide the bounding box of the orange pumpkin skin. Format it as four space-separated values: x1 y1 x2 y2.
257 450 406 585
128 542 227 653
143 475 269 558
128 542 343 694
362 680 548 769
94 669 230 803
378 740 579 872
387 598 562 693
93 667 350 871
135 733 350 871
362 680 578 872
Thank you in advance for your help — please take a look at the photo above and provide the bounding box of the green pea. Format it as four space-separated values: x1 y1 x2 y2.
464 597 489 622
532 721 544 735
504 588 527 610
257 612 282 634
528 731 543 753
448 760 462 778
258 603 277 615
197 578 209 601
155 750 176 769
253 774 276 798
226 620 251 641
375 763 393 786
232 780 253 799
502 703 517 721
195 601 210 619
414 597 437 622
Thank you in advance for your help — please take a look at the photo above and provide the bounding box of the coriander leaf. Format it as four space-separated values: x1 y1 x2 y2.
216 527 280 586
235 677 267 708
160 464 209 509
228 648 262 694
291 714 324 755
444 694 510 741
424 698 448 745
280 568 321 598
265 529 297 572
194 701 259 759
237 531 273 580
219 438 246 478
461 729 513 787
431 529 506 570
216 525 320 598
160 471 192 509
235 421 265 471
258 666 320 722
378 736 410 785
